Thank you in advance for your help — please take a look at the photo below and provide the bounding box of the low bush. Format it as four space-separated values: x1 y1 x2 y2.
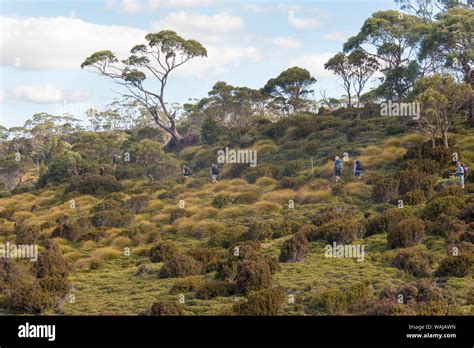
145 301 184 316
186 248 220 273
121 195 149 213
65 175 122 195
241 221 273 242
235 259 272 294
421 196 465 221
233 192 259 204
169 208 191 223
279 232 308 263
14 221 40 245
195 280 235 299
387 217 425 248
149 241 179 263
233 287 286 315
52 217 90 242
169 277 204 294
317 219 366 244
211 194 231 209
390 248 432 277
158 254 202 278
373 176 399 203
366 208 412 236
435 255 472 278
90 210 134 228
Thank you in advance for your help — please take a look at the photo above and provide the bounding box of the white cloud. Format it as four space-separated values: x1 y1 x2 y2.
271 36 303 50
106 0 214 12
290 53 335 78
322 31 350 42
151 12 244 43
1 16 146 70
289 15 322 29
9 84 89 104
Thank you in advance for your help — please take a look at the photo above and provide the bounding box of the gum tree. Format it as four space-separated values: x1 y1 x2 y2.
81 30 207 142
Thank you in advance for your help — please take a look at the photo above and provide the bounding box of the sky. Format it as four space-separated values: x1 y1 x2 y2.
0 0 399 128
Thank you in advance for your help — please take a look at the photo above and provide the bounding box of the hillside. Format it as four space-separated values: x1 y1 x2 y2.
0 110 473 316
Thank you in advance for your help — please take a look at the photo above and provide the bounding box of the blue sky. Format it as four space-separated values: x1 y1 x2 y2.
0 0 398 128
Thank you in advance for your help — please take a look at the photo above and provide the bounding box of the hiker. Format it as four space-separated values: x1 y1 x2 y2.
182 165 191 177
455 161 465 189
353 159 363 179
99 164 106 176
210 163 219 183
334 156 343 183
112 154 120 171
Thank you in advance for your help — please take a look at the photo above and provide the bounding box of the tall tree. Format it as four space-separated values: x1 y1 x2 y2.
324 53 354 107
81 30 207 142
263 67 316 115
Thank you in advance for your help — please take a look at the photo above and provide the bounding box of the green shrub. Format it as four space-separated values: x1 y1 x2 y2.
235 259 272 294
186 248 220 273
90 199 121 213
422 196 465 221
52 217 90 242
299 224 320 242
233 287 286 315
439 185 465 198
211 194 231 209
310 288 348 315
459 204 474 222
195 280 235 299
427 214 466 237
403 189 426 205
233 192 259 204
387 217 425 248
366 208 412 236
279 232 308 263
390 248 432 277
121 195 149 213
278 176 305 190
90 210 133 228
435 255 472 277
77 229 106 242
241 220 273 242
0 209 14 220
65 175 122 195
317 219 366 244
14 221 40 245
169 277 204 294
373 176 399 203
169 208 191 223
145 301 184 316
158 254 202 278
149 241 178 263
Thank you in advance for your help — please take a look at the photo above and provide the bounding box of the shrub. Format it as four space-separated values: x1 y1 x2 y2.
90 199 121 213
422 196 465 221
317 219 366 244
459 203 474 222
310 288 348 315
90 210 133 228
145 301 184 316
439 185 465 198
241 220 273 242
279 232 308 263
149 241 178 263
435 255 472 277
278 176 305 190
36 240 70 296
14 221 40 245
211 194 231 209
403 189 426 205
373 176 399 203
195 280 235 299
299 224 320 241
120 223 156 245
235 259 272 294
158 254 202 278
168 208 191 223
0 209 14 220
427 214 466 237
390 248 432 277
387 217 425 248
233 287 286 316
233 192 259 204
52 217 90 242
366 208 412 236
65 175 122 195
121 195 149 213
77 229 106 242
186 248 220 273
169 277 204 294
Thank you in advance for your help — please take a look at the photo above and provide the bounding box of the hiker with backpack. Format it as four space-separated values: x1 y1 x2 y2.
99 164 106 176
182 165 191 178
456 162 466 189
353 159 363 179
334 156 343 183
112 154 120 171
210 163 219 183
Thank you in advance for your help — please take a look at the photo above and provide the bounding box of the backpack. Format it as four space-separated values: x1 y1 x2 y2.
355 160 363 170
462 165 468 176
335 161 342 170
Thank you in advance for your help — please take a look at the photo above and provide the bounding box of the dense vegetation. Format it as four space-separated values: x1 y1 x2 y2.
0 1 472 315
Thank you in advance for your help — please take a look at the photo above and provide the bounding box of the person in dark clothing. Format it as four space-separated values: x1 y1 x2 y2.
334 156 342 183
210 163 219 183
182 165 191 177
99 164 106 176
112 155 120 171
353 159 363 179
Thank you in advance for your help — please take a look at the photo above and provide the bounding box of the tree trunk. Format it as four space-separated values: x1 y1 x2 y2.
442 129 449 149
